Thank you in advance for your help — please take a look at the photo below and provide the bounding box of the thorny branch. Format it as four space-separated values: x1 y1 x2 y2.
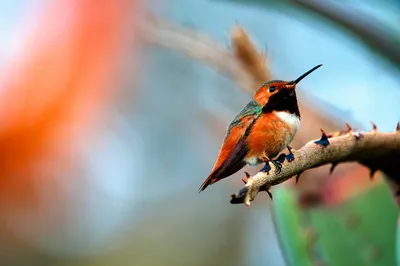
230 123 400 207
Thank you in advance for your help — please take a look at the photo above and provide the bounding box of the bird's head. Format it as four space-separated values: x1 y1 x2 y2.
254 64 322 106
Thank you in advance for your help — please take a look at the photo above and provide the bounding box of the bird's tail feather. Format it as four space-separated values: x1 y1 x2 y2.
198 174 218 193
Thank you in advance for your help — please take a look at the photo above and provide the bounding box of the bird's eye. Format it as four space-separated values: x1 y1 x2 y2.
268 86 276 93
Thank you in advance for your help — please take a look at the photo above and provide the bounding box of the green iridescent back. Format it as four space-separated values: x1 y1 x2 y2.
226 100 263 137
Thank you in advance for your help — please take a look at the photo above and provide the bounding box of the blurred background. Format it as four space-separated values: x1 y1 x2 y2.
0 0 399 265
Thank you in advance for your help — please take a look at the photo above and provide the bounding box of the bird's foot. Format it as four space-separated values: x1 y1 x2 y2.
262 155 283 174
260 162 272 174
260 156 272 174
275 153 286 164
271 159 282 174
354 132 364 140
286 146 295 162
315 128 330 147
241 171 252 184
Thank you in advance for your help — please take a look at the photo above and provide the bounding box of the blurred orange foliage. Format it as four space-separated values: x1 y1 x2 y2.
0 0 140 213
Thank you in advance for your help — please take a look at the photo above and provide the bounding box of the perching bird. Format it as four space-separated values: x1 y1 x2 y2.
199 64 322 192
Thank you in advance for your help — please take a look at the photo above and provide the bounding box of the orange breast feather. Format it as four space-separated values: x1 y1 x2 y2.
245 113 291 158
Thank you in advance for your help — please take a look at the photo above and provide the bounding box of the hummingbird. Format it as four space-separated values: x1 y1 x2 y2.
199 64 322 192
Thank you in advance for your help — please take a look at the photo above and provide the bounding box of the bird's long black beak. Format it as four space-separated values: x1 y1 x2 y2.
286 64 322 88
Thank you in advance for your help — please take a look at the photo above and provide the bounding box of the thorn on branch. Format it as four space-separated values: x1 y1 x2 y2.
266 190 273 200
296 171 304 183
314 128 330 147
396 122 399 132
286 146 295 162
354 132 364 140
330 162 338 175
369 168 377 180
241 171 251 184
287 153 295 162
259 184 273 200
371 121 377 132
345 122 352 133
